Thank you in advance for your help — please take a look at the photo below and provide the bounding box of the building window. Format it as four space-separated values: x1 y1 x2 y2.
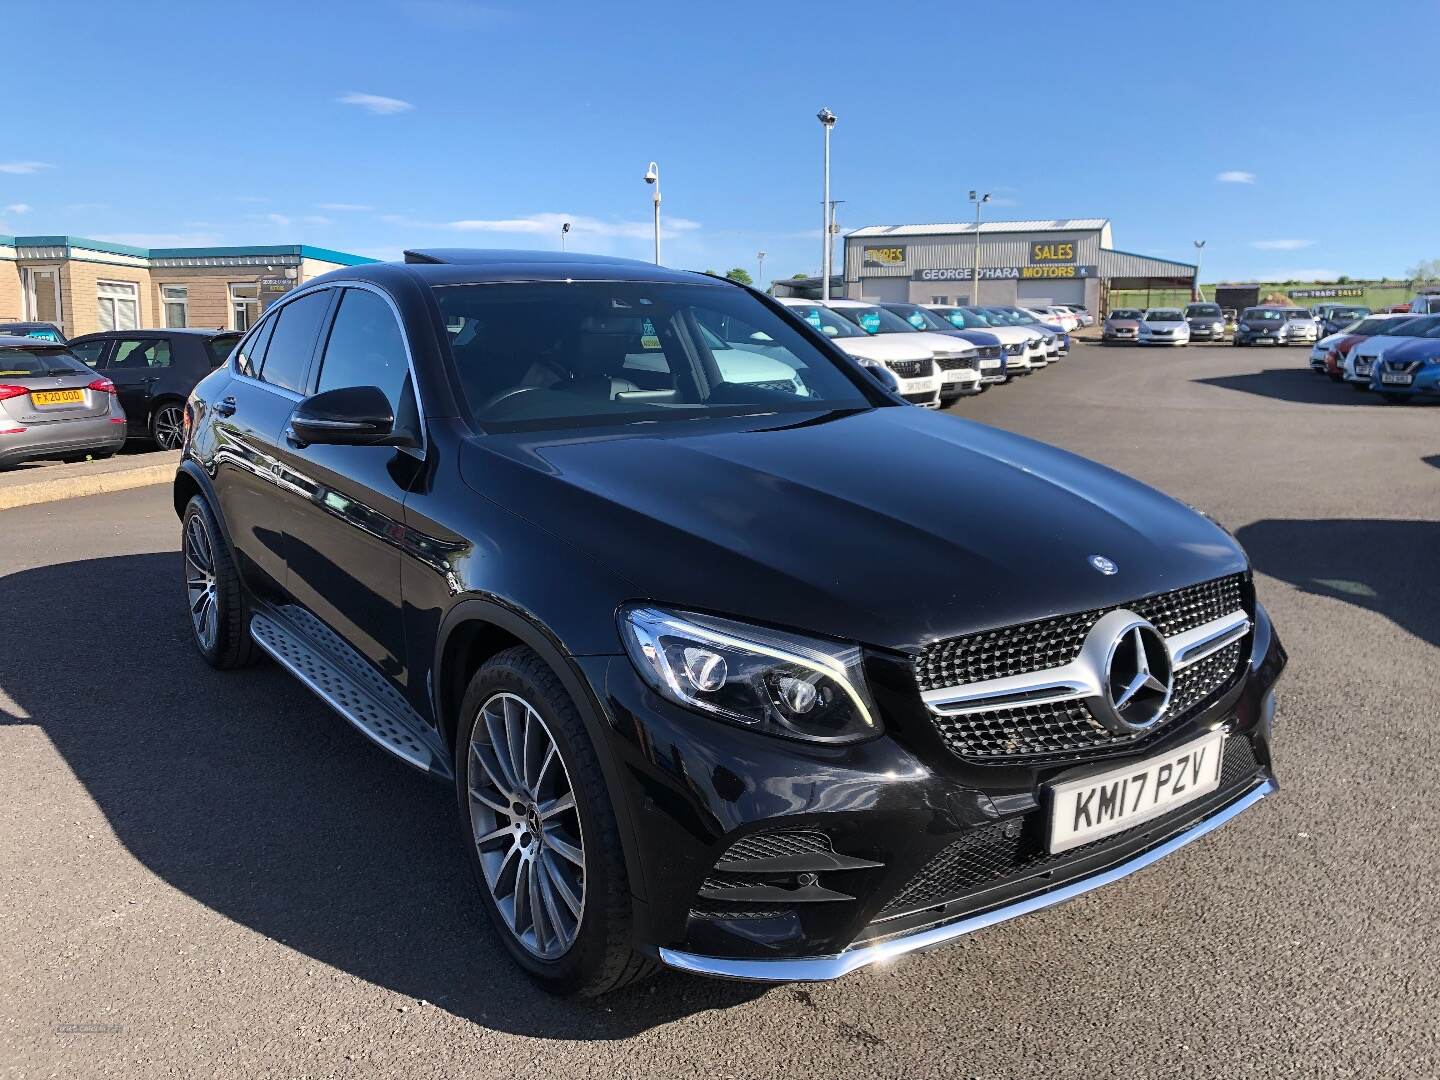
930 295 949 305
24 267 62 325
229 282 260 331
161 285 188 328
96 280 140 332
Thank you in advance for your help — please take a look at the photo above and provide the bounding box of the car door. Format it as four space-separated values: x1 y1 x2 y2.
67 336 113 373
105 336 173 426
208 288 336 604
273 284 419 695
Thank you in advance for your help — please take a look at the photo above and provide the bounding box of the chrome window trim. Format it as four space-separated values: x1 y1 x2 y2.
660 778 1276 983
920 608 1251 717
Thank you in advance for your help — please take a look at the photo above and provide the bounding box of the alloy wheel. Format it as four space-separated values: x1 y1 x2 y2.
183 513 218 651
466 692 585 960
153 406 185 450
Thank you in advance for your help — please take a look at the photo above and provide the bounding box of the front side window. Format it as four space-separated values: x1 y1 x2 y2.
161 285 188 328
316 288 411 411
96 281 139 332
229 282 260 331
111 338 173 369
257 290 331 393
435 281 872 432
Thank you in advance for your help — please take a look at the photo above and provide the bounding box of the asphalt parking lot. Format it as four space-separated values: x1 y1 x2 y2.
2 342 1436 1080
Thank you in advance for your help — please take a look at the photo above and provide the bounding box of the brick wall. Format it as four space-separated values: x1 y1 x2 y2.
0 262 21 321
148 269 244 330
58 261 154 337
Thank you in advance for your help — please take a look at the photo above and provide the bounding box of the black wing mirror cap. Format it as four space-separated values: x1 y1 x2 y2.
860 362 901 394
290 385 397 446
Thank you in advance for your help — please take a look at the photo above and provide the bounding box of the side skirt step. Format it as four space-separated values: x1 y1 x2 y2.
249 610 453 781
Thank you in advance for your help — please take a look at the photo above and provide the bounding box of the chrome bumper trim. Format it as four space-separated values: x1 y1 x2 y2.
659 777 1276 983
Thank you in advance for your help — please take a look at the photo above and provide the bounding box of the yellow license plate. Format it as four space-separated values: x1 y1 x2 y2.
31 389 85 406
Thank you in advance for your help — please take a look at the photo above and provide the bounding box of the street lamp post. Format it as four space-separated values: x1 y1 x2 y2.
643 162 661 265
560 221 571 252
969 190 990 306
757 250 766 291
817 107 836 300
1193 240 1206 301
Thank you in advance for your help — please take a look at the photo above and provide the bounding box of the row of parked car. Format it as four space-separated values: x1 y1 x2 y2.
772 299 1079 407
0 321 240 468
1307 310 1440 403
1100 301 1371 347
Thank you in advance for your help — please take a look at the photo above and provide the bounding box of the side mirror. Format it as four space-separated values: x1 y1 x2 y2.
288 385 398 447
861 362 900 394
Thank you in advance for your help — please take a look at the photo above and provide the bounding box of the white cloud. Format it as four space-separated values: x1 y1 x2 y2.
447 211 701 240
0 161 53 175
317 202 373 212
250 212 292 227
302 215 333 226
1216 170 1256 184
4 203 32 215
337 91 415 115
92 232 223 248
1251 239 1313 251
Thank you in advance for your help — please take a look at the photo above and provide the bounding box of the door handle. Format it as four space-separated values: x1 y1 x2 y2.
213 396 237 417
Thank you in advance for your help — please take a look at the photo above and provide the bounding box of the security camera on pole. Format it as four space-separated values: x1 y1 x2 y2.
757 250 766 291
1193 240 1206 301
817 108 836 300
969 190 990 306
560 221 571 252
643 162 661 265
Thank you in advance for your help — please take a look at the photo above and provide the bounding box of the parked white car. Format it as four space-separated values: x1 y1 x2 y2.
1060 304 1095 327
923 305 1038 376
1407 294 1440 314
815 299 982 403
777 299 944 407
1138 309 1191 346
1026 306 1080 333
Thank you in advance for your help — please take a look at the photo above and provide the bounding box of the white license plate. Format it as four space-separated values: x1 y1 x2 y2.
979 359 1001 369
911 376 941 394
1047 731 1226 853
1381 373 1413 385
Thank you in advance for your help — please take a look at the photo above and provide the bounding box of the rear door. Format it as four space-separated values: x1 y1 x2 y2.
105 336 173 428
67 336 113 373
208 288 336 603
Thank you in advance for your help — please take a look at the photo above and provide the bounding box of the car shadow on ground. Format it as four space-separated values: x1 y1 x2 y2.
0 552 764 1037
1237 519 1440 648
1194 367 1385 406
1423 454 1440 471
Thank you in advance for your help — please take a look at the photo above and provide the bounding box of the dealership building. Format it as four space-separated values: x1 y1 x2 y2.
0 234 374 339
843 218 1197 313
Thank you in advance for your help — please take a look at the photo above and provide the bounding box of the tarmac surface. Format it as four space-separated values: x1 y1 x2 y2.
2 342 1436 1079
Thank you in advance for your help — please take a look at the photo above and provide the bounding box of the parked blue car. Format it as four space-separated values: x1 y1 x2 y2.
1370 330 1440 403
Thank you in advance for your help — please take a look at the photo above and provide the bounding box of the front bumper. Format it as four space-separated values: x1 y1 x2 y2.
589 601 1286 982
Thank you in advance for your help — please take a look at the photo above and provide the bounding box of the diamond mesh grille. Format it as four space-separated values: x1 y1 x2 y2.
718 830 831 864
877 737 1261 916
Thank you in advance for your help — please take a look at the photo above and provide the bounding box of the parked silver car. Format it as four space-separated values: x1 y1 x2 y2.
1137 309 1190 346
1183 302 1227 341
1282 308 1320 345
1102 307 1144 343
0 337 126 469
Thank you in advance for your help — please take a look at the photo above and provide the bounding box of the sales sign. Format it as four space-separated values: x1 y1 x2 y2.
1030 240 1078 264
259 276 294 310
863 246 907 268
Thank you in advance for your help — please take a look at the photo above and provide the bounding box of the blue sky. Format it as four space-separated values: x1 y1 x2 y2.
4 0 1435 283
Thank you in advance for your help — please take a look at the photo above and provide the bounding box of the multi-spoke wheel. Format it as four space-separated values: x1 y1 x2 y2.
466 691 585 960
184 512 219 652
179 495 258 669
152 404 185 450
455 646 656 996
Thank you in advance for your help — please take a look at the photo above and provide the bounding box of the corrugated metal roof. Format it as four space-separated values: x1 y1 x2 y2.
848 218 1109 238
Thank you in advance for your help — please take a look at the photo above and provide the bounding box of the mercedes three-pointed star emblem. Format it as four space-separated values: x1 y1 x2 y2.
1097 619 1174 734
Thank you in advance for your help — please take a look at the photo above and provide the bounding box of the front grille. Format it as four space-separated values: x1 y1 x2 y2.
935 355 977 371
876 736 1261 917
915 575 1247 763
902 390 936 405
888 358 934 379
978 346 1002 360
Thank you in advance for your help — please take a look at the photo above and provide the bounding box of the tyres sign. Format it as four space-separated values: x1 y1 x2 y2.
863 246 907 268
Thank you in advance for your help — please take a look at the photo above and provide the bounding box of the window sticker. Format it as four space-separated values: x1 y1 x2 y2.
858 312 881 333
640 318 661 349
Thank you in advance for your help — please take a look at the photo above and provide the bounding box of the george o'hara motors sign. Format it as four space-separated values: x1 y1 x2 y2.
914 265 1097 281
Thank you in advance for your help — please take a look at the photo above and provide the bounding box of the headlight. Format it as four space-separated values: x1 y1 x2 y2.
1212 321 1223 330
619 606 881 743
1239 323 1251 332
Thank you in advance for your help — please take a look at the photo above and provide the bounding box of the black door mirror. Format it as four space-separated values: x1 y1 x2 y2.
861 362 900 394
289 385 396 447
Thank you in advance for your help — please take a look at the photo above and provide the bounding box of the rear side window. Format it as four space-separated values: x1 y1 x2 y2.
236 318 275 378
111 339 173 369
205 334 242 368
258 290 332 393
69 339 108 368
316 289 410 411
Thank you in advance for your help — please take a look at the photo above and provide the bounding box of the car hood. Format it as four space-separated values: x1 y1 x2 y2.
967 324 1039 345
1356 334 1415 357
460 407 1246 652
828 334 933 363
1382 337 1440 360
1107 319 1140 329
1143 321 1186 330
936 328 1001 348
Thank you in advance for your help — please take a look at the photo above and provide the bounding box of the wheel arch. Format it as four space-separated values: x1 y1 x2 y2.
435 598 647 902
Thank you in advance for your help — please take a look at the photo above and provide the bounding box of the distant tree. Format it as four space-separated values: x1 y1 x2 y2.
1406 258 1440 281
725 268 753 285
701 268 719 277
792 272 809 279
1337 275 1351 284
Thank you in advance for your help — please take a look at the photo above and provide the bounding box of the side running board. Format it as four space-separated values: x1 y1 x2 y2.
249 609 453 781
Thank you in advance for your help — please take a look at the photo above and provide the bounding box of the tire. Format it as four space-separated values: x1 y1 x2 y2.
181 495 259 670
1327 371 1342 383
151 401 185 450
455 646 655 997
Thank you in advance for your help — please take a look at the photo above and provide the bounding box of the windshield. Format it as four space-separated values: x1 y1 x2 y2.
0 346 89 377
789 304 864 338
1243 309 1285 322
1331 307 1369 321
884 304 952 332
1284 310 1312 321
434 282 873 432
1146 310 1183 321
986 307 1033 325
833 305 918 335
1109 309 1142 320
1185 304 1221 318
